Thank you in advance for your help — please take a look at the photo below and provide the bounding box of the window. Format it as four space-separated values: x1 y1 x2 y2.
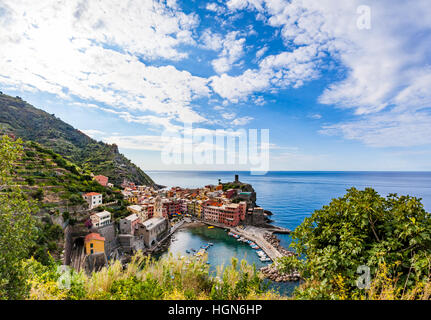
90 243 93 248
90 249 93 254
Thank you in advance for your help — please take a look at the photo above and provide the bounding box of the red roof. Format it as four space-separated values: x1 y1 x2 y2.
85 233 105 242
84 192 101 196
94 175 109 186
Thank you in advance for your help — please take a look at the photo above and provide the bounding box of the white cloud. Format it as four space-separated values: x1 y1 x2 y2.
320 111 431 148
223 0 431 147
206 2 226 15
255 46 268 59
253 96 266 106
81 129 105 138
211 31 246 74
103 135 176 151
200 29 224 51
232 116 253 126
2 0 431 150
0 0 209 124
221 112 237 120
308 113 322 120
210 44 320 101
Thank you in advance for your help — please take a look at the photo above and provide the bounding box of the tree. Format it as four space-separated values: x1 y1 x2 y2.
279 187 431 299
0 135 38 299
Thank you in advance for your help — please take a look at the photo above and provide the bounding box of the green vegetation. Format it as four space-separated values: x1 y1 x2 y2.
0 136 38 299
1 135 127 269
25 252 282 300
11 139 113 211
2 135 431 300
222 182 251 192
278 187 431 299
0 93 155 187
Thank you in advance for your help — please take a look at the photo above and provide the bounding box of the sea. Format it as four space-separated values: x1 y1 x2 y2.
147 171 431 295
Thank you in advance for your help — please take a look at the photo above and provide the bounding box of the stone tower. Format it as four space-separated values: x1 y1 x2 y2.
154 195 163 218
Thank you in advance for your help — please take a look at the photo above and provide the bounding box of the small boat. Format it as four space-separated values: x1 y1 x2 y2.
208 242 214 246
191 248 196 252
195 249 206 257
208 226 214 229
186 250 190 254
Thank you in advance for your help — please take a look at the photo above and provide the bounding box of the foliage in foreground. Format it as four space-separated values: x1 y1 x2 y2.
25 252 283 300
278 187 431 299
0 136 38 299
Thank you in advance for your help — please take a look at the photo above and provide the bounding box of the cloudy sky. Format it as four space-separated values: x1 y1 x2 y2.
1 0 431 171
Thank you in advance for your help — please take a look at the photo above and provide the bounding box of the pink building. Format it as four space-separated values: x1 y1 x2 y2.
225 189 237 199
203 201 247 227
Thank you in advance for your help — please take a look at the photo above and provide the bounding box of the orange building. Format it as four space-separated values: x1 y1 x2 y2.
84 233 105 255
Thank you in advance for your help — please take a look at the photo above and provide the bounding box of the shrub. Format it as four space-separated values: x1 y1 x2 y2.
281 188 431 300
25 252 282 300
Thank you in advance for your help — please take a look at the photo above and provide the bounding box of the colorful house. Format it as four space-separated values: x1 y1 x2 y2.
90 210 111 228
83 192 103 209
85 233 105 255
93 175 109 187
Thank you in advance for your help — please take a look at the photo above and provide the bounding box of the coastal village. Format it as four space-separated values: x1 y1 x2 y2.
69 174 298 282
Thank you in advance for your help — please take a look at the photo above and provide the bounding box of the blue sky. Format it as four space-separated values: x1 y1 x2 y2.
1 0 431 171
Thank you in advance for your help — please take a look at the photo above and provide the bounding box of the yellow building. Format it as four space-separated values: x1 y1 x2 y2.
128 195 138 204
196 200 203 218
187 201 195 216
85 233 105 255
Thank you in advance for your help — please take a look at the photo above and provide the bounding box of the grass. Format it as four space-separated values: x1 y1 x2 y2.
25 252 286 300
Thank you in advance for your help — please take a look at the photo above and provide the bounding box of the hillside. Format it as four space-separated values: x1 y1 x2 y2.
3 138 116 263
2 136 133 264
11 139 121 214
0 93 155 187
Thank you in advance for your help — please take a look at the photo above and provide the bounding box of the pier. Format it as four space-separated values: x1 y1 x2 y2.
233 226 284 262
199 220 286 262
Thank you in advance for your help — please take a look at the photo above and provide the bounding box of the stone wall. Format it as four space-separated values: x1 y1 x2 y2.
96 224 118 256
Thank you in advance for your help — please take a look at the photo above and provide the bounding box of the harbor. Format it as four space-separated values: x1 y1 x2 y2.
161 224 299 295
198 219 292 263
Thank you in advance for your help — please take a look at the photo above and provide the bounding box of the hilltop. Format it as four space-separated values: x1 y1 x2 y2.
0 93 155 187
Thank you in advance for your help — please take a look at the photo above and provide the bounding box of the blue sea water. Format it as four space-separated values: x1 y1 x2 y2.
148 171 431 295
149 171 431 245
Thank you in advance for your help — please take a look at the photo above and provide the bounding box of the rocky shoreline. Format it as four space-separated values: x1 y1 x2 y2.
260 264 301 282
263 233 295 257
259 232 301 282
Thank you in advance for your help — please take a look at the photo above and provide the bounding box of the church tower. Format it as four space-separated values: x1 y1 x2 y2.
154 195 163 218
